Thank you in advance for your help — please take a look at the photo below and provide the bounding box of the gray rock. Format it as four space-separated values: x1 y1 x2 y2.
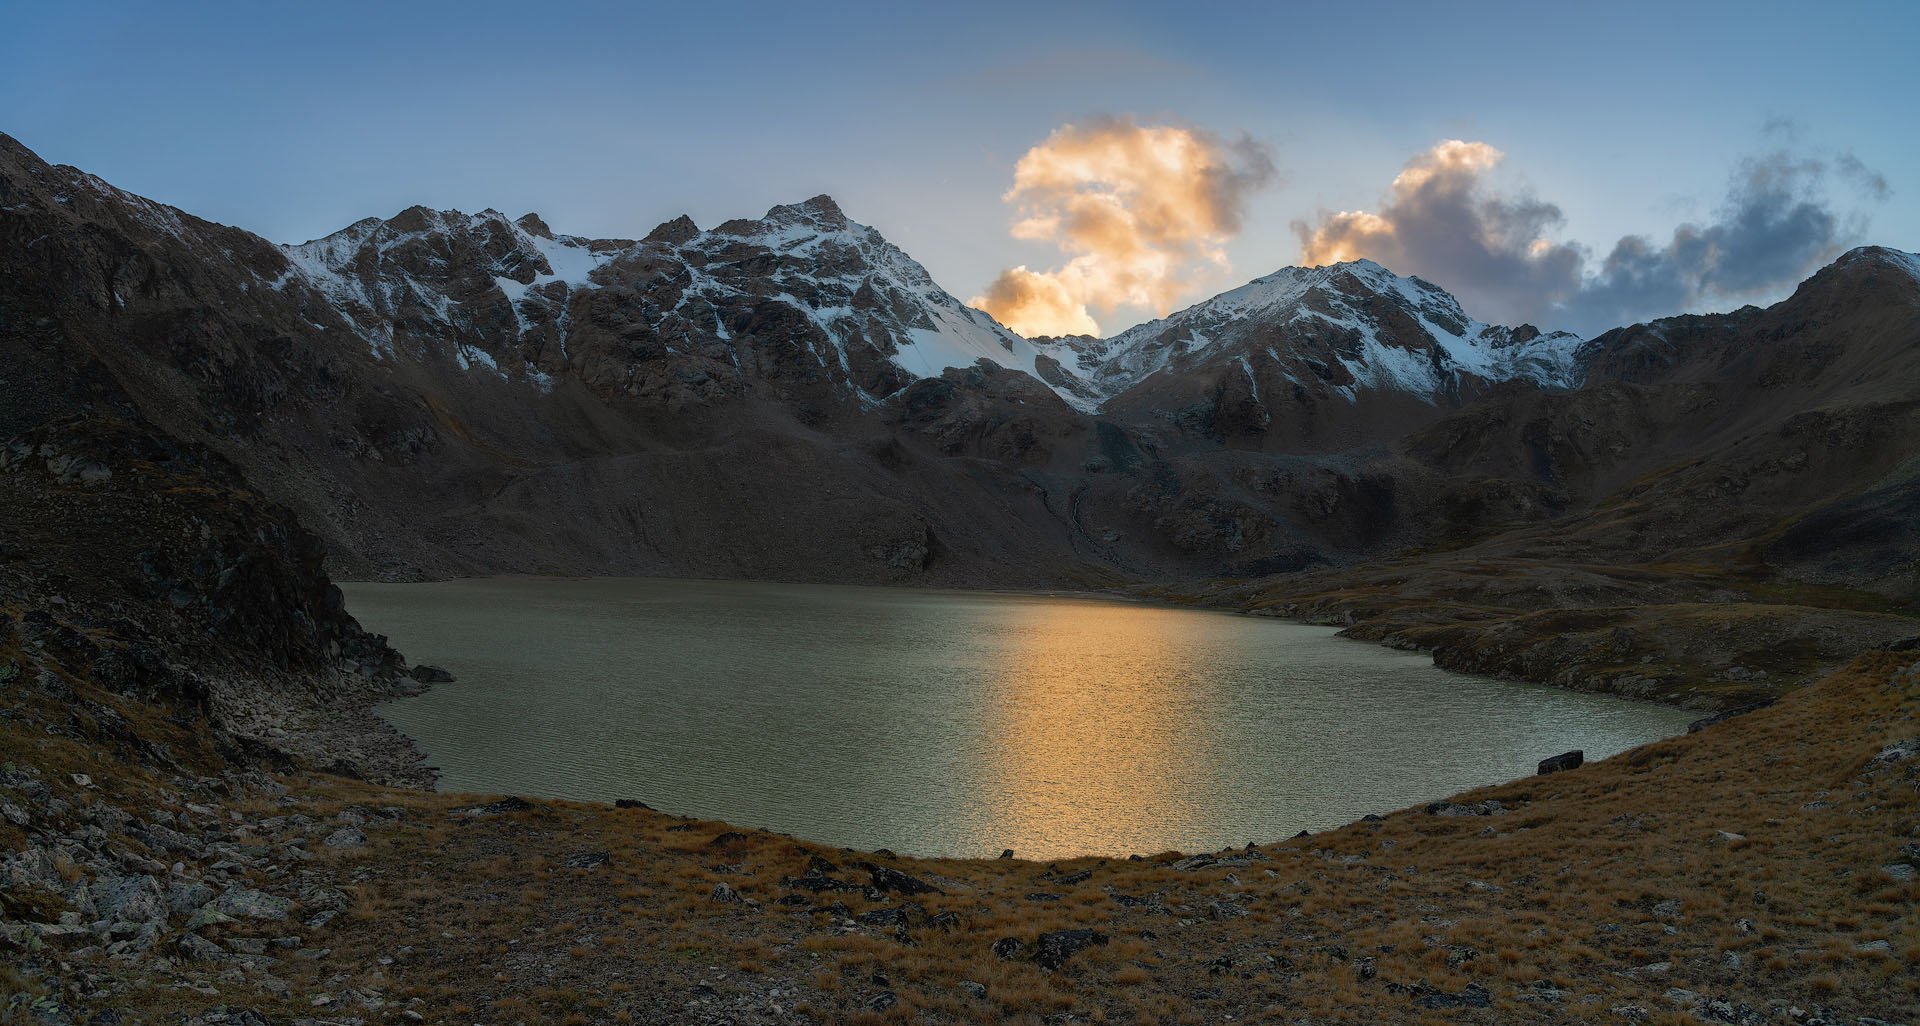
1033 928 1107 970
455 797 536 818
189 888 290 930
94 874 168 925
710 883 741 904
1426 800 1505 817
167 880 218 917
1868 737 1919 764
1663 988 1702 1010
1881 863 1916 881
321 827 366 849
298 887 351 913
27 922 95 948
959 980 988 999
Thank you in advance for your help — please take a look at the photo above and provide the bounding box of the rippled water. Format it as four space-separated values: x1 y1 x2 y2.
346 577 1693 859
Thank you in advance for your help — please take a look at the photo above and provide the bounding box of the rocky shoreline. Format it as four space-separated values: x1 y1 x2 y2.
5 639 1916 1024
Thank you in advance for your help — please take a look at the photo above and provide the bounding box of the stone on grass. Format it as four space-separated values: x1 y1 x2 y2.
1033 928 1108 970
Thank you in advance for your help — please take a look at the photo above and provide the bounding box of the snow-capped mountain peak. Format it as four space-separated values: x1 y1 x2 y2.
264 197 1103 409
1037 259 1583 407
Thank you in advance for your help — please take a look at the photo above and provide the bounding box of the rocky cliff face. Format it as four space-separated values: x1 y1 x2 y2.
0 413 424 778
3 132 1918 600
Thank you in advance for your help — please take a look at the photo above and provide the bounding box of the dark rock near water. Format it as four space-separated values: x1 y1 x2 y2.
1688 701 1775 733
1426 799 1505 817
1537 750 1583 774
861 862 941 896
458 797 536 818
407 664 455 684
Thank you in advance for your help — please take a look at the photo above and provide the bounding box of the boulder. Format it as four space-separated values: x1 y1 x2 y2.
1687 701 1774 733
862 863 941 896
176 933 229 962
1033 928 1108 970
1537 750 1583 775
322 827 367 849
220 889 293 921
93 875 168 925
166 880 217 917
456 797 536 818
407 664 455 684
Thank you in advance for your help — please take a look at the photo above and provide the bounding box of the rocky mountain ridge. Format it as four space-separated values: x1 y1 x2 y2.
272 192 1095 411
1049 258 1584 408
3 131 1919 607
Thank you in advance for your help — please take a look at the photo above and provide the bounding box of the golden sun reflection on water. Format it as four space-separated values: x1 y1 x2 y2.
353 578 1698 861
976 601 1223 857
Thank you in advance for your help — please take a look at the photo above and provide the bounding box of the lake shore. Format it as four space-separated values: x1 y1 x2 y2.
344 576 1694 860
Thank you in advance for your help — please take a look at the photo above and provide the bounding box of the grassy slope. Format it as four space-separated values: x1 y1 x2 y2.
1154 553 1920 710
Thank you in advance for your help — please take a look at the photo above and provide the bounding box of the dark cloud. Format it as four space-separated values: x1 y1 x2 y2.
1294 136 1889 335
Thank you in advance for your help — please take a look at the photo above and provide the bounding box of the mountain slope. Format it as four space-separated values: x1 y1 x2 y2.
3 131 1919 606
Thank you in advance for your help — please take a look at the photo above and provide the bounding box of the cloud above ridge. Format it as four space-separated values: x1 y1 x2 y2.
972 116 1277 337
1294 131 1889 335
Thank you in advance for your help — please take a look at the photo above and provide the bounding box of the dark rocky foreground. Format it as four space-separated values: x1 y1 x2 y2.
0 395 1914 1023
2 603 1917 1024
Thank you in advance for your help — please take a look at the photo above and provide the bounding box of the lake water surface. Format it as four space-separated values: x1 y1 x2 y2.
346 577 1693 859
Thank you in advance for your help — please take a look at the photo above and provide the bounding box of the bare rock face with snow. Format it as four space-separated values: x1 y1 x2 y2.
4 129 1919 597
1061 261 1585 447
1065 260 1582 404
276 192 1085 412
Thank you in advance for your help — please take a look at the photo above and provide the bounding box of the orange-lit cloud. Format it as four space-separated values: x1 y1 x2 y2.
971 265 1100 337
972 116 1275 337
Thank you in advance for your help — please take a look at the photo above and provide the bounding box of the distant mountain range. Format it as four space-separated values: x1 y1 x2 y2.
3 131 1917 607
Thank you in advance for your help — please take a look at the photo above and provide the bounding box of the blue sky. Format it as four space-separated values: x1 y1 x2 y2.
4 0 1914 334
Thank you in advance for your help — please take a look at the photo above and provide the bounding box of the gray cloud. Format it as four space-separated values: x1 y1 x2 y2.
1294 136 1889 335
